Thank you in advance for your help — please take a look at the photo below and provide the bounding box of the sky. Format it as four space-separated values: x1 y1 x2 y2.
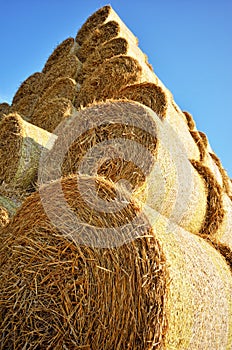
0 0 231 176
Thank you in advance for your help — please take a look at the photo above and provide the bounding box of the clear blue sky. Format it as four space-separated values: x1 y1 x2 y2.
0 0 231 176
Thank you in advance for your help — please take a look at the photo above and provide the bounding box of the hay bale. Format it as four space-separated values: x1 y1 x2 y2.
48 100 207 235
115 82 168 119
74 55 142 108
0 112 57 189
12 72 46 105
77 36 154 85
35 77 78 104
44 54 82 89
77 37 129 82
11 72 46 119
1 174 231 349
0 102 11 120
42 37 75 74
75 5 137 47
31 97 75 133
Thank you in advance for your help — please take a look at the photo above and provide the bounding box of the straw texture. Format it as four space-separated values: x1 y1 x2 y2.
0 112 57 189
1 174 231 349
42 37 75 74
31 97 74 133
11 72 46 118
36 77 77 104
115 83 168 119
0 174 168 349
75 5 137 47
51 101 207 235
74 55 142 108
76 37 129 82
0 102 11 120
44 54 82 89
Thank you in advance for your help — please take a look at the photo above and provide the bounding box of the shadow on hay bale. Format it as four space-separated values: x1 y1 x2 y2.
1 174 232 349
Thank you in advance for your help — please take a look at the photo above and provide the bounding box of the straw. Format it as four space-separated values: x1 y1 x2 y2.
44 54 82 90
31 97 75 133
1 174 231 349
74 55 142 108
35 77 78 104
0 102 11 121
51 100 207 235
75 5 137 47
11 72 46 119
0 112 57 189
42 37 75 74
115 82 168 120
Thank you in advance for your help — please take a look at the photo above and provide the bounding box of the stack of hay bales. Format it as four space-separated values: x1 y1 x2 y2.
0 5 231 349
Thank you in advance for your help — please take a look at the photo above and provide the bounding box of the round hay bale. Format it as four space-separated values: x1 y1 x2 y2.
75 5 137 47
76 37 129 82
31 97 75 133
42 37 75 74
77 35 154 85
77 21 122 62
0 113 57 189
36 77 78 104
11 72 46 119
46 100 207 235
11 93 41 119
0 102 11 120
12 72 46 105
44 54 82 89
1 174 232 349
74 55 142 108
115 83 168 120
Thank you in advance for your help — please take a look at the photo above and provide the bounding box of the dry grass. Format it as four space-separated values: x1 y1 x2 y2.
0 102 11 121
183 111 196 130
190 160 225 236
190 131 206 161
42 37 75 74
75 5 112 45
76 37 129 82
0 174 168 349
44 54 82 90
1 174 232 349
11 72 46 119
74 55 142 108
0 112 56 189
115 83 168 120
31 97 74 133
36 77 78 104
